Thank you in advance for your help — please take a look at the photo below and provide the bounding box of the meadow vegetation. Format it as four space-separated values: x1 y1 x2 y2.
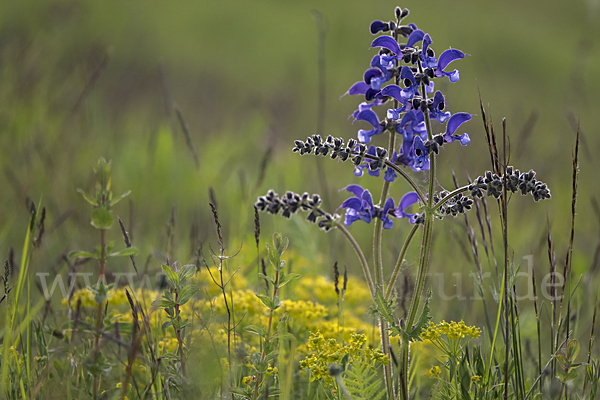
1 1 599 399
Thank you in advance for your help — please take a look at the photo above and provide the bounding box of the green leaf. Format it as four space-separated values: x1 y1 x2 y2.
152 299 175 309
556 354 569 370
407 289 433 341
161 264 179 289
273 233 289 256
277 273 301 289
343 358 385 400
91 207 113 230
107 246 138 258
267 244 279 269
161 320 173 330
110 190 131 207
374 289 396 325
178 264 196 284
271 332 295 341
178 285 199 306
244 325 266 337
256 293 276 310
258 273 275 286
68 251 98 259
458 354 472 400
566 340 580 362
564 368 578 383
76 188 99 206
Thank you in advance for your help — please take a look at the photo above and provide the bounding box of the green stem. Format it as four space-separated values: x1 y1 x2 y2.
333 220 375 298
399 63 437 399
385 223 420 302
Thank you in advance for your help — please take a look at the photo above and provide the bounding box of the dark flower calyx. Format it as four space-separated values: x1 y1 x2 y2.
434 190 474 217
468 167 551 201
255 190 336 228
395 6 402 19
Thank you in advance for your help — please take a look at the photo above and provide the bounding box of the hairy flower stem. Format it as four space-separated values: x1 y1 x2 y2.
332 219 375 297
399 74 438 399
252 269 279 400
385 223 420 302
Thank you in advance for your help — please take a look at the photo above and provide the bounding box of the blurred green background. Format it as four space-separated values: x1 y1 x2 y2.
1 0 599 327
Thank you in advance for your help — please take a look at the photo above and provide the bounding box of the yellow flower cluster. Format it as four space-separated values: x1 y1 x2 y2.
299 331 389 386
421 320 480 342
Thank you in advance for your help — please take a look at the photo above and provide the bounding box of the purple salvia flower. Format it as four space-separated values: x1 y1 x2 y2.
430 91 451 123
356 109 384 143
384 151 398 182
443 112 472 145
354 146 380 177
406 29 425 48
435 49 465 82
412 135 430 171
339 185 375 226
381 197 396 229
396 110 427 167
421 33 437 69
390 192 420 224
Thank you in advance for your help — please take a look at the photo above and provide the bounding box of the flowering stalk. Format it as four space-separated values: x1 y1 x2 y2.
256 6 552 399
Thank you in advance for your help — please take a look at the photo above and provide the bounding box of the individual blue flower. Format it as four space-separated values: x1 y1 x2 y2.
395 110 427 166
443 113 472 145
429 91 451 123
339 185 375 226
354 146 380 177
381 67 434 108
412 135 430 171
384 151 398 182
380 197 396 229
434 49 465 82
390 192 421 224
421 33 437 68
406 29 425 48
371 35 402 56
356 109 384 143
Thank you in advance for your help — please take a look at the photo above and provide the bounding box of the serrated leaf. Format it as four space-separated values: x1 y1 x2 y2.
107 246 138 258
178 285 199 306
407 289 433 341
76 188 99 206
374 289 396 325
161 264 179 289
178 264 196 284
68 251 98 259
91 207 113 230
277 273 300 289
